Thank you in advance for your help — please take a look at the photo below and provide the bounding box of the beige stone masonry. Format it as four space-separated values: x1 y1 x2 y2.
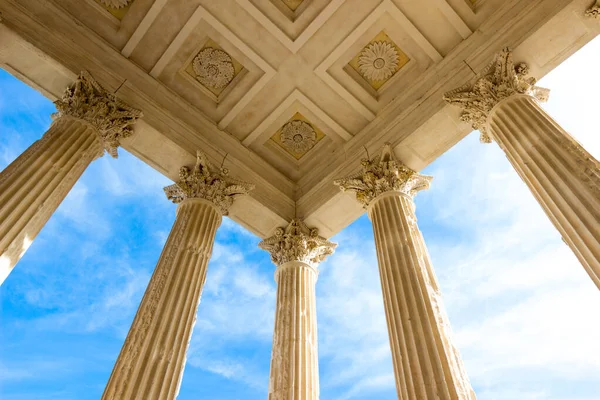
259 219 336 400
445 49 600 289
102 152 253 400
335 144 476 400
0 72 140 285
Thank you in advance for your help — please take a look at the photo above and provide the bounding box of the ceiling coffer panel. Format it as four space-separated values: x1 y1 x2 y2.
149 5 276 130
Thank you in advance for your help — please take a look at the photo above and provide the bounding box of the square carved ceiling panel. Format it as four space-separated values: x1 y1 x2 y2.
270 112 325 160
149 5 275 129
242 89 350 182
347 30 410 91
181 39 247 102
315 0 443 120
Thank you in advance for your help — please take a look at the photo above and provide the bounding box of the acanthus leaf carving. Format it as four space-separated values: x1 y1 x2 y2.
54 71 142 158
358 41 400 82
192 47 236 90
98 0 132 9
586 1 600 18
259 219 337 268
163 150 254 215
280 120 317 154
443 48 550 143
334 143 432 208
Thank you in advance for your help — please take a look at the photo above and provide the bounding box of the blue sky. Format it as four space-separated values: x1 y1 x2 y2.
1 37 600 400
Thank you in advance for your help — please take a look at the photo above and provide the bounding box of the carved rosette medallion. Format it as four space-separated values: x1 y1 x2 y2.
192 48 235 90
280 120 317 154
443 48 550 143
334 143 432 208
53 71 142 158
586 1 600 18
259 219 337 268
98 0 132 8
163 151 254 215
358 41 400 82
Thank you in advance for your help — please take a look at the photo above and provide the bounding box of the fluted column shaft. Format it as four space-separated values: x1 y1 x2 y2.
0 117 102 284
369 192 475 400
102 198 221 400
260 219 335 400
489 94 600 288
269 261 319 400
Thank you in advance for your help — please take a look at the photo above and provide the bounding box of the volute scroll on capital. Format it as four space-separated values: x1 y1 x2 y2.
53 71 142 158
258 219 337 268
163 151 255 215
334 143 432 208
443 48 550 143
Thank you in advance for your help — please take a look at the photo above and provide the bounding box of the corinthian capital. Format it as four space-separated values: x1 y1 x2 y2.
259 219 337 268
587 1 600 18
54 71 142 158
334 143 432 208
443 48 550 143
164 151 254 215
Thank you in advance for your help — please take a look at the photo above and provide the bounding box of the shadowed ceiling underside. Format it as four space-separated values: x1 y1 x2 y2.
0 0 596 237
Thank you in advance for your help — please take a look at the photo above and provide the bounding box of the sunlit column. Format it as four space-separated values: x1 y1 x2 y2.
101 152 254 400
0 72 141 285
335 144 476 400
259 219 336 400
445 48 600 289
586 0 599 18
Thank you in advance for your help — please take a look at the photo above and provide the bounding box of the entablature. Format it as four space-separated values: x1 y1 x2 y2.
0 0 597 238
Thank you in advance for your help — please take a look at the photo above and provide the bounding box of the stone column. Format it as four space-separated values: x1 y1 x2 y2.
102 152 254 400
444 48 600 289
335 144 475 400
0 72 141 285
259 219 336 400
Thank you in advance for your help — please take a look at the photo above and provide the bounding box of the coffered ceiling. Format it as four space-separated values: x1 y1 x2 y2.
0 0 597 238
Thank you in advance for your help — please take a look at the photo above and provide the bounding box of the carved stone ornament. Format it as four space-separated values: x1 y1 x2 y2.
280 120 317 154
259 219 337 268
98 0 132 9
443 48 550 143
358 41 400 82
586 0 600 18
192 47 236 90
334 143 432 208
163 151 254 215
53 71 142 158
